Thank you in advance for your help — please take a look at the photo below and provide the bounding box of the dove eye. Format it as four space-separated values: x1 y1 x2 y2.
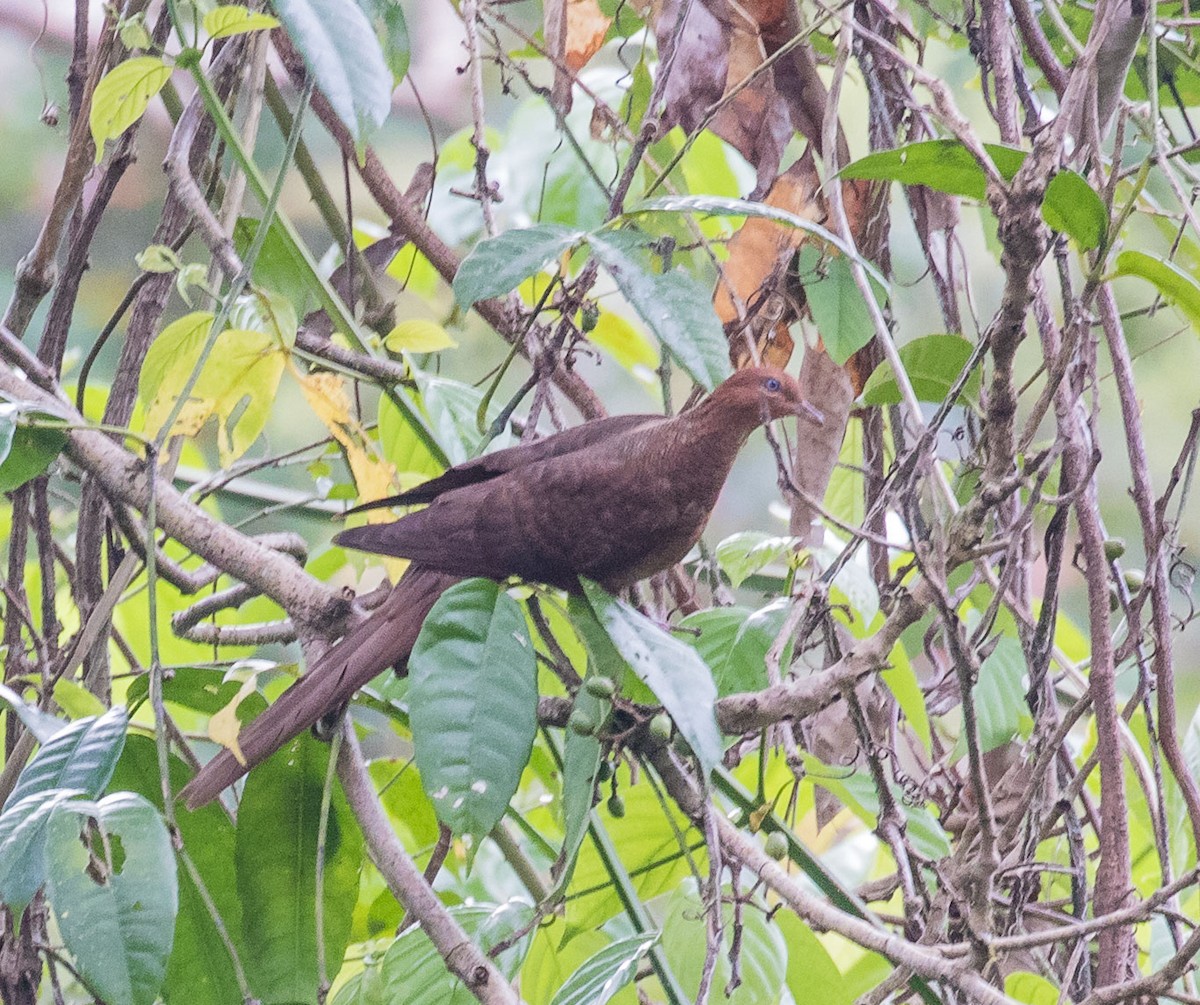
764 377 781 392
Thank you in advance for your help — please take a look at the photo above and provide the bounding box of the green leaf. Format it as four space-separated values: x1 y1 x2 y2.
409 579 539 842
52 679 108 719
550 684 607 898
972 636 1031 754
566 761 697 930
195 329 287 464
0 400 69 493
416 373 513 466
1043 171 1108 250
776 912 853 1005
233 217 313 310
823 416 864 535
112 736 244 1005
330 961 385 1005
90 56 172 163
384 319 457 353
367 759 440 861
678 601 793 697
1113 250 1200 332
550 932 659 1005
379 902 534 1004
677 607 753 675
841 949 894 1002
581 581 723 778
839 139 1026 199
236 734 363 1005
522 924 612 1005
203 4 281 38
797 247 884 366
811 545 880 627
1004 971 1061 1005
0 423 67 493
715 532 796 589
880 643 932 753
861 333 981 406
45 793 177 1005
453 225 585 307
0 789 84 915
587 230 732 391
660 881 787 1005
117 13 153 50
378 389 444 481
272 0 393 144
125 665 268 719
905 801 953 860
353 0 410 82
726 601 792 693
3 707 128 812
840 141 1105 248
804 756 879 827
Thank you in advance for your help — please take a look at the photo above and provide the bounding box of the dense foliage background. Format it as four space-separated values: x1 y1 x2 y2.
1 1 1199 1003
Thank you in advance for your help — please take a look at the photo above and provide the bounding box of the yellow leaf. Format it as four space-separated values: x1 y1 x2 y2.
139 311 214 414
207 332 288 465
203 5 281 39
90 56 172 163
346 448 397 511
297 371 398 511
383 319 457 353
588 311 660 375
298 370 411 579
299 370 354 428
140 318 287 464
208 673 269 766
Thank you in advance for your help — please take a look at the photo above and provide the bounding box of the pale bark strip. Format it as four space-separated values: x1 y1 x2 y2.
1098 284 1200 849
337 731 519 1005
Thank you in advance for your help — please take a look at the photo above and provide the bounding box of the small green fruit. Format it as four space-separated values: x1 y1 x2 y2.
596 760 614 782
1123 569 1145 593
584 676 617 699
764 830 789 860
1103 538 1126 562
568 710 597 736
606 793 626 818
648 713 672 741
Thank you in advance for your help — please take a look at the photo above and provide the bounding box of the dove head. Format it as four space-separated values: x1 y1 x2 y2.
707 366 823 428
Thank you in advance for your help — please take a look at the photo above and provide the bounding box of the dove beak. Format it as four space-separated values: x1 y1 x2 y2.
797 400 824 426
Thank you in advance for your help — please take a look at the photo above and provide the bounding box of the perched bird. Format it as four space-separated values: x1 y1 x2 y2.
179 366 819 808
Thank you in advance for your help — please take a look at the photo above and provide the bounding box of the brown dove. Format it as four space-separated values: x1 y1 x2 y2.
179 366 819 808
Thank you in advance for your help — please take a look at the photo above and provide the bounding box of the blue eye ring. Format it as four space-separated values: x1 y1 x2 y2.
765 377 781 392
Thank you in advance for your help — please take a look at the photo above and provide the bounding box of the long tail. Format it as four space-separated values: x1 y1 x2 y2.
178 566 460 809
